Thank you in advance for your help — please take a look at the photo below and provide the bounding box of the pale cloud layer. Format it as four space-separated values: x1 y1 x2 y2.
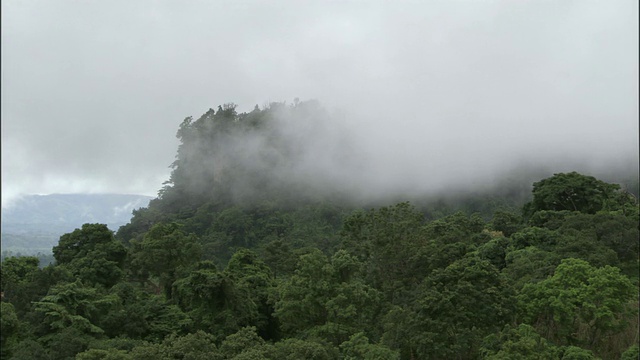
2 0 638 208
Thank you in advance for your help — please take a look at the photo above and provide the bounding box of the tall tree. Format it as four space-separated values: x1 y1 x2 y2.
53 224 126 288
523 172 630 216
518 258 636 358
129 222 201 298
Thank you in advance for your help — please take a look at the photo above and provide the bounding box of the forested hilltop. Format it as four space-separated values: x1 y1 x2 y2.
1 101 638 359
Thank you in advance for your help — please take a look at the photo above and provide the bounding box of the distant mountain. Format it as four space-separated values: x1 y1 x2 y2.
1 194 153 254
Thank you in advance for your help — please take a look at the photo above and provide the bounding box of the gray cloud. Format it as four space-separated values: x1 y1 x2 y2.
2 0 638 207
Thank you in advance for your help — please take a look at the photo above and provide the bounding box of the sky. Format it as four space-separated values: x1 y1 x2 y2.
2 0 638 208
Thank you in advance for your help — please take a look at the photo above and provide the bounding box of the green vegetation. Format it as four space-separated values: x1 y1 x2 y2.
1 102 638 359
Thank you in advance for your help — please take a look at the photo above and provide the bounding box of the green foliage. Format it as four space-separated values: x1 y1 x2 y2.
1 302 19 358
219 326 265 358
561 346 597 360
76 348 132 360
518 258 637 357
340 332 400 360
98 283 191 341
173 251 274 340
508 225 619 269
502 246 559 289
480 324 601 360
273 249 334 336
53 224 126 288
480 324 561 359
477 236 510 270
266 338 339 360
489 210 524 237
551 212 639 275
340 202 428 294
140 298 192 342
42 325 97 359
125 342 166 360
415 211 487 276
0 256 46 315
510 226 560 250
161 331 220 360
172 264 240 338
0 256 39 291
130 222 201 298
224 250 276 338
274 249 382 344
524 171 630 216
621 345 640 360
116 205 167 244
122 331 221 360
194 202 344 266
559 346 598 359
402 255 514 359
9 338 49 360
33 280 117 335
87 336 145 353
262 239 297 278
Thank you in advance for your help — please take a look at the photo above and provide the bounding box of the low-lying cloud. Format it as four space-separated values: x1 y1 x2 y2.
2 1 637 208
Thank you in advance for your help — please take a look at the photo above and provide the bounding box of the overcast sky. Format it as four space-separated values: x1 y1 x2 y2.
2 0 638 208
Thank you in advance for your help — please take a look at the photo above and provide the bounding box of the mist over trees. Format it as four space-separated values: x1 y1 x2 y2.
1 101 638 359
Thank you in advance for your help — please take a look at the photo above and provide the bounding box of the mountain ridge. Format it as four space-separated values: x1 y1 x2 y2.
1 193 153 254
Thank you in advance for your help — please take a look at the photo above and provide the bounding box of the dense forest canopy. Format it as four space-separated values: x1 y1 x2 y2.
1 101 638 359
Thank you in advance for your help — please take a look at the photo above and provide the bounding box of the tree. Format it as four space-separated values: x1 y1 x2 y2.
0 256 45 314
502 246 559 290
477 236 510 270
42 325 97 360
388 255 515 359
173 254 271 339
621 345 639 360
480 324 600 360
523 172 627 217
262 239 297 278
129 222 201 298
415 211 488 279
266 338 339 360
1 302 19 358
508 226 619 268
559 346 598 360
9 339 49 360
489 210 524 237
273 249 334 336
518 258 636 357
33 280 118 336
136 296 192 342
339 332 399 360
123 330 221 360
161 331 220 360
99 283 191 341
0 256 39 293
274 249 382 344
480 324 561 359
219 326 265 358
225 249 277 338
340 202 426 294
53 224 127 288
75 348 132 360
554 212 639 275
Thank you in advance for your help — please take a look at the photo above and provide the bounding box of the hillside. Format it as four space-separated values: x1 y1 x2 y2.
1 102 638 360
